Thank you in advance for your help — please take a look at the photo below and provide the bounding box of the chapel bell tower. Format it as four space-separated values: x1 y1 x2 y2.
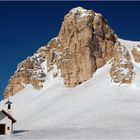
5 99 12 114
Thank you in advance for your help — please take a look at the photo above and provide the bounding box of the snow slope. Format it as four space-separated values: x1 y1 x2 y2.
1 39 140 139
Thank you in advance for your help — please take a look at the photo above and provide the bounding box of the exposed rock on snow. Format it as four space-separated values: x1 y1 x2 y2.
55 6 116 87
110 42 134 84
4 53 47 98
1 6 140 139
132 45 140 63
3 7 138 98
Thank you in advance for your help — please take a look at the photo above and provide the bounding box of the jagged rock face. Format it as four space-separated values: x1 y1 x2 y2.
36 7 117 88
58 8 96 87
4 53 46 98
58 7 116 87
131 45 140 63
4 7 135 99
92 14 116 68
110 42 134 84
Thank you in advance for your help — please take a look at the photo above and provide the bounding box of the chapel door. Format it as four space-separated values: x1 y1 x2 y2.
0 124 5 135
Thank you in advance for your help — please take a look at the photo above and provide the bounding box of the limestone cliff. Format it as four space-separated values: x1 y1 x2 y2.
132 45 140 63
4 7 135 98
57 8 116 87
4 53 47 98
110 41 134 84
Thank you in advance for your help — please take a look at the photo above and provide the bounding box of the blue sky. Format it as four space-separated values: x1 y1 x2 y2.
0 1 140 100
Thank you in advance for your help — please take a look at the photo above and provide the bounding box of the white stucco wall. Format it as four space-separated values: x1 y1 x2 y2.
0 112 13 135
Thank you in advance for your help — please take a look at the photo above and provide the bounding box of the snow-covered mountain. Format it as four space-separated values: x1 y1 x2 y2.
4 6 118 98
1 7 140 139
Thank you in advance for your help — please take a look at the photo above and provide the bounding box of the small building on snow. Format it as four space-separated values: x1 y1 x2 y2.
0 100 16 135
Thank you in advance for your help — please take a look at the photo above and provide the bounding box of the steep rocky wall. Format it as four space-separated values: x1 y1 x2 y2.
4 7 135 99
131 45 140 63
110 42 134 84
4 53 47 98
57 7 116 87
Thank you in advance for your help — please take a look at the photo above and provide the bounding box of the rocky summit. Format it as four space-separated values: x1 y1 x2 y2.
4 7 137 98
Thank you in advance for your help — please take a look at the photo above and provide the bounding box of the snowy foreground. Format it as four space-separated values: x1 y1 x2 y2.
1 39 140 139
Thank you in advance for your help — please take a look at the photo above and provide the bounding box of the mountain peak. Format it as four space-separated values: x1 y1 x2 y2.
3 7 137 99
67 7 95 20
69 6 90 15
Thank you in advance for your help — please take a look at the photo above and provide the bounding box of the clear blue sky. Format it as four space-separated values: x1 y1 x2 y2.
0 1 140 100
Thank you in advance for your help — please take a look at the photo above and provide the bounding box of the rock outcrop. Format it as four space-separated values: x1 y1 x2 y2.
110 42 134 84
4 7 135 98
57 7 116 87
37 7 116 87
132 45 140 63
4 53 47 98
